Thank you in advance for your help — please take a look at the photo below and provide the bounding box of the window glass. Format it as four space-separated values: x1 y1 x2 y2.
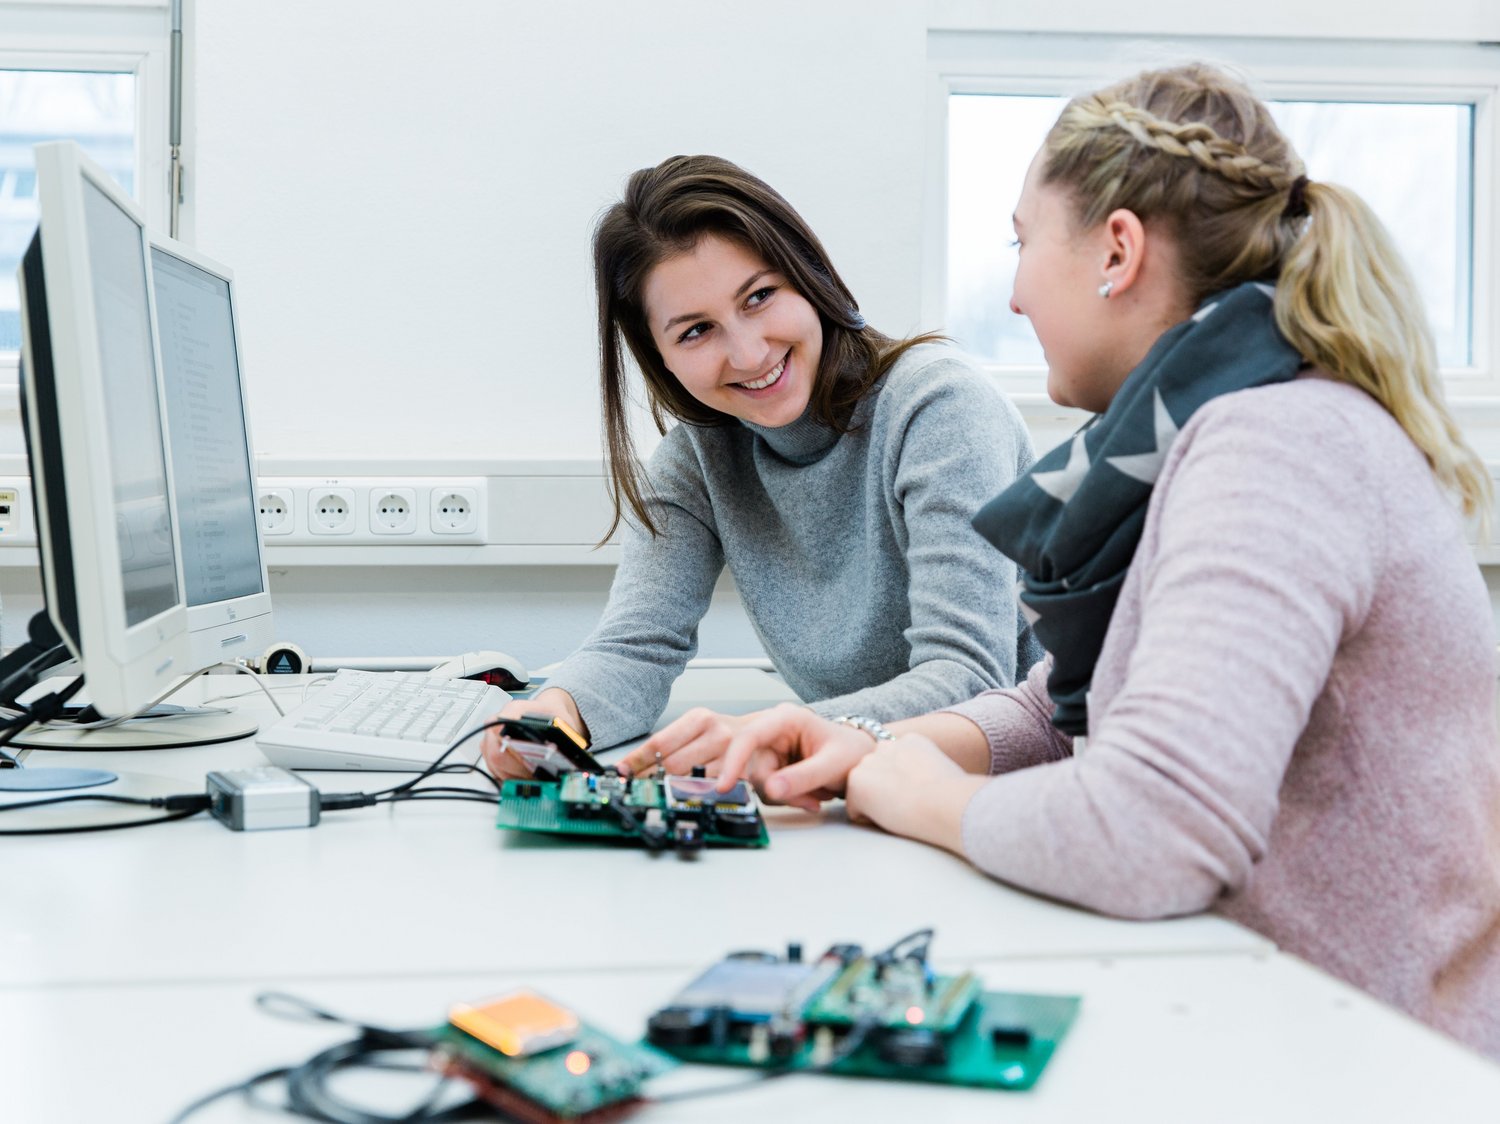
0 70 135 352
948 94 1474 369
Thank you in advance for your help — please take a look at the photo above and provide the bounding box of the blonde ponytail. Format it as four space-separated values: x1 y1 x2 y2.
1041 63 1491 534
1276 181 1491 532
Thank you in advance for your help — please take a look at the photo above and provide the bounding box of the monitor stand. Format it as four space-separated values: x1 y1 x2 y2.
4 706 259 751
0 768 200 828
0 765 117 791
0 708 257 792
0 615 258 790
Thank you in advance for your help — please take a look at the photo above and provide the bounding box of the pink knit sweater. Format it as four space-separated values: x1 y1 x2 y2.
947 376 1500 1060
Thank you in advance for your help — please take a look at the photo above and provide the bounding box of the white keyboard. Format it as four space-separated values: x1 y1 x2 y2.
256 669 510 771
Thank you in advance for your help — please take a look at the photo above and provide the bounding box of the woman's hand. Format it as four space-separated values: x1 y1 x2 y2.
844 736 989 855
616 707 760 779
479 687 585 780
716 704 881 812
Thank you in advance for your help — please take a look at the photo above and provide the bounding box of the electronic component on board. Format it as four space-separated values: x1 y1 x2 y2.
644 929 1081 1092
662 775 762 840
436 990 673 1124
450 991 581 1058
495 769 769 855
492 715 603 780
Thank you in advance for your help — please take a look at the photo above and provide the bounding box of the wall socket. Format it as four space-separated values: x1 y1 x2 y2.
308 487 356 535
254 478 488 544
431 487 480 535
0 480 37 545
370 487 418 535
0 475 488 550
257 488 294 536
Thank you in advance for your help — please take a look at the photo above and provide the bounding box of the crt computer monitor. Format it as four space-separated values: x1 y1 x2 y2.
147 235 273 672
0 141 189 788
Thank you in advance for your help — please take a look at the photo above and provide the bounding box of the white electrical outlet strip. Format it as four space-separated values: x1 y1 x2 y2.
254 477 487 543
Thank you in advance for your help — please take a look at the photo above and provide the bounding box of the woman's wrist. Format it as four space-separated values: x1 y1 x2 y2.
888 711 992 774
921 773 990 856
532 687 587 740
830 714 895 743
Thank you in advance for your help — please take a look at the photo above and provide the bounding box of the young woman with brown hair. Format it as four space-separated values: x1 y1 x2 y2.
482 155 1040 768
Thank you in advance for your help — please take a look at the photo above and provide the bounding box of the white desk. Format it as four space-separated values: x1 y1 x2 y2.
4 955 1498 1123
0 667 1493 1121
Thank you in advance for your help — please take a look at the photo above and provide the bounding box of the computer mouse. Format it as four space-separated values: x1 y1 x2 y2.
429 650 529 692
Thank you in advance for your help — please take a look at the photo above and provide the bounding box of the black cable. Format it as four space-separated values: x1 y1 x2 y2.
284 1031 448 1124
170 992 482 1124
0 635 71 713
0 789 209 835
361 762 503 801
315 723 508 817
378 721 506 799
0 674 85 763
318 783 503 815
164 1064 292 1124
0 791 207 813
874 927 935 967
377 790 499 807
0 803 206 836
605 796 667 850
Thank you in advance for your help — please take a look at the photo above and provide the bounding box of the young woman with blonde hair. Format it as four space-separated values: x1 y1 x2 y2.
712 64 1500 1057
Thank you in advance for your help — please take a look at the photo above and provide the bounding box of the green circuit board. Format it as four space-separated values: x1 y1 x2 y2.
496 772 769 851
436 1015 674 1122
645 939 1080 1091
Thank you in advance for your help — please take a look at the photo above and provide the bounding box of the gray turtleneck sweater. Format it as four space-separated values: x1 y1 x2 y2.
544 344 1041 748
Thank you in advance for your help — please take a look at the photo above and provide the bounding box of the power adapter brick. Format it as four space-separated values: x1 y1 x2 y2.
206 766 320 831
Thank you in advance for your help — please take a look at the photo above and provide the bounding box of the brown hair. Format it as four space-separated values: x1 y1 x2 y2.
1040 63 1490 529
593 154 939 540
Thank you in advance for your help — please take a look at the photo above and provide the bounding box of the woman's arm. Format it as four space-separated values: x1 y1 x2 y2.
713 612 1067 801
932 392 1382 918
542 434 726 748
805 357 1041 721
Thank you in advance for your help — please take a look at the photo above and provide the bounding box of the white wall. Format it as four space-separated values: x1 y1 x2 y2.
6 0 1500 663
189 0 930 463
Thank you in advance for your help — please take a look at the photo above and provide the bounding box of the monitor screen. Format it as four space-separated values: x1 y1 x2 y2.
150 245 265 609
80 178 180 627
11 140 187 723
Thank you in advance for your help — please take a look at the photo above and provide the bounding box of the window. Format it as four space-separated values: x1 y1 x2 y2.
0 3 171 367
928 34 1500 398
0 70 137 351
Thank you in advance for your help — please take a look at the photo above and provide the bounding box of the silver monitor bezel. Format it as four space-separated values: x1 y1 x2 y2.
147 234 275 670
23 140 188 715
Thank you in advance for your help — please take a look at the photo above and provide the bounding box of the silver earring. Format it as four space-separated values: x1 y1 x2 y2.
1098 280 1114 299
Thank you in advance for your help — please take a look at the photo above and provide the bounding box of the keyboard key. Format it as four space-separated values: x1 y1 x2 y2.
255 668 512 772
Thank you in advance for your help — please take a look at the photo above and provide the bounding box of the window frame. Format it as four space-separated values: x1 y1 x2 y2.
0 1 172 381
924 32 1500 418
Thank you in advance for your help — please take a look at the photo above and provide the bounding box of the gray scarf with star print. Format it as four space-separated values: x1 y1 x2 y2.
972 283 1304 734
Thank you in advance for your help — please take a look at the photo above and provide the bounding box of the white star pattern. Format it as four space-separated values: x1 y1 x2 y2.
1106 390 1181 486
1032 433 1091 503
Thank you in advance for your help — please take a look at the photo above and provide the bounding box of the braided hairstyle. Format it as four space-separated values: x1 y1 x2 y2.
1042 63 1490 527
